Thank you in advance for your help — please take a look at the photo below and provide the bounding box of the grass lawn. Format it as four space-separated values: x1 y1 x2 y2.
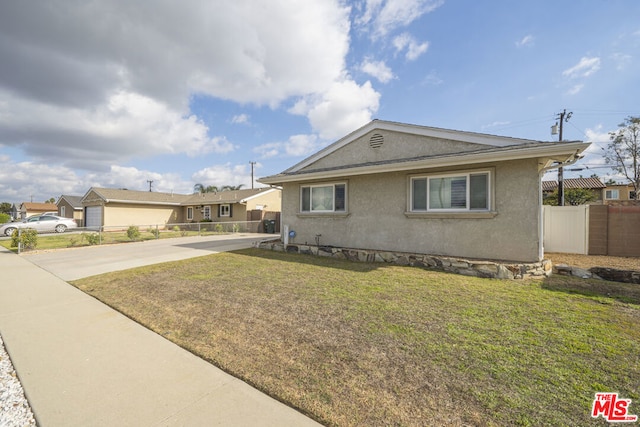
71 249 640 426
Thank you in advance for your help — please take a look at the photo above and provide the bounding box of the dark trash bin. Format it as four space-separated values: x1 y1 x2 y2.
263 219 276 234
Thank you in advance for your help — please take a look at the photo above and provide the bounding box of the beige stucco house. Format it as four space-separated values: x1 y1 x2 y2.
259 120 590 262
80 187 281 229
19 202 58 220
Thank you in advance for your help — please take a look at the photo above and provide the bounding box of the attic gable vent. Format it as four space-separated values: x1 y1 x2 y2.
369 133 384 149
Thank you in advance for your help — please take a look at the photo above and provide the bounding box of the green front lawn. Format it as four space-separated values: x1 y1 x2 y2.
71 249 640 426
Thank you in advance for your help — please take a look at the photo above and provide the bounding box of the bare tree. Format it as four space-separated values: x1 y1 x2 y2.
605 116 640 199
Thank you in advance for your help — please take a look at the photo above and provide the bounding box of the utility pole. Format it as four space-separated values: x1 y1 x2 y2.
552 109 572 206
249 161 256 189
147 180 153 192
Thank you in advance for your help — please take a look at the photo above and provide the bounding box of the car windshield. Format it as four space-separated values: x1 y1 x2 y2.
27 216 41 222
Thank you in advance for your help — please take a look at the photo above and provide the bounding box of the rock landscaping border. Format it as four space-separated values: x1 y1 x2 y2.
554 264 640 284
255 239 552 280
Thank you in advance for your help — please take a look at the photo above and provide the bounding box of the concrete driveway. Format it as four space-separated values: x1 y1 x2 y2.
23 233 271 281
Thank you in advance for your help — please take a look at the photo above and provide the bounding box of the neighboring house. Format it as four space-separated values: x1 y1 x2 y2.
259 120 590 263
602 183 637 202
80 187 281 229
183 188 281 223
541 177 605 203
19 202 58 220
56 195 85 226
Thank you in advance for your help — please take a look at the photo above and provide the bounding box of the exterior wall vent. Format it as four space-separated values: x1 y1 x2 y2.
369 133 384 149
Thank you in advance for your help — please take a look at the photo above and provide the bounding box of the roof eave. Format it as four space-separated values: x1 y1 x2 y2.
259 142 590 185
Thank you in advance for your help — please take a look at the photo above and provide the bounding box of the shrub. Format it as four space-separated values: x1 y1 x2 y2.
0 213 10 224
126 225 141 241
215 223 224 233
85 232 100 245
10 228 38 250
150 226 160 238
232 223 240 233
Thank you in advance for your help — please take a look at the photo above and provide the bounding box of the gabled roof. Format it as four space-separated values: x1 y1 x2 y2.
57 195 84 209
183 188 276 205
20 202 57 211
260 120 591 185
80 187 277 207
81 188 191 206
542 178 606 191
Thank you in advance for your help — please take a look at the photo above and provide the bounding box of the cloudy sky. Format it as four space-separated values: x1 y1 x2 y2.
1 0 639 204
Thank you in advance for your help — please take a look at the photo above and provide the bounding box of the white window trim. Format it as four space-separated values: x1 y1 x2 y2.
60 206 66 217
220 204 231 217
187 207 193 221
409 169 493 213
203 206 211 220
300 182 347 213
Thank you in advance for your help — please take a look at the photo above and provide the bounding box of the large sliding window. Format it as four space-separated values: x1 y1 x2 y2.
411 171 490 212
300 183 346 213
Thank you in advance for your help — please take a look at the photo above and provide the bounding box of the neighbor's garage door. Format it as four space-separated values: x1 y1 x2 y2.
85 206 103 229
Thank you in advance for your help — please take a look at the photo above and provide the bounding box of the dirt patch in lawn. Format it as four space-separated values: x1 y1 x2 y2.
546 253 640 271
72 249 640 426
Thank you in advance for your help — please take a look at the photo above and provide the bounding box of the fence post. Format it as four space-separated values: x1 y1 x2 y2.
156 224 159 239
17 228 21 254
99 226 103 245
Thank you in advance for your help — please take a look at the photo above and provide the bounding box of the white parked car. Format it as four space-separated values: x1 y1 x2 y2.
0 215 78 236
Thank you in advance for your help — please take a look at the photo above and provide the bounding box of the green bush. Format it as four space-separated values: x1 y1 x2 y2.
215 223 224 233
84 232 100 245
126 225 141 241
0 213 10 224
10 228 38 250
150 226 160 238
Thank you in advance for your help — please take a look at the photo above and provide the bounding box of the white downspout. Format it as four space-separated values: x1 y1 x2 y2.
538 152 583 260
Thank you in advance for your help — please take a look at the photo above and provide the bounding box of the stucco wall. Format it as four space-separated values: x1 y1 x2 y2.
281 159 541 262
185 204 248 223
305 130 487 171
245 190 282 211
103 204 182 228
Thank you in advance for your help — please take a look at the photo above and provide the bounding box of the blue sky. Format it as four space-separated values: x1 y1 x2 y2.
0 0 638 204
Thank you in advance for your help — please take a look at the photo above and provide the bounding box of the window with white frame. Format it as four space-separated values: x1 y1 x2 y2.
60 206 66 217
300 183 346 213
411 171 490 211
187 207 193 220
203 206 211 219
605 189 619 200
220 204 230 217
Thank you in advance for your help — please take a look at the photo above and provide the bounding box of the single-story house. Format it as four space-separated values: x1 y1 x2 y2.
184 188 281 223
80 187 281 229
541 177 606 203
56 195 85 226
259 120 590 263
18 202 58 220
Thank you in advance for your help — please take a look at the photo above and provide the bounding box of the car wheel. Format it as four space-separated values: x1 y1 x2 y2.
4 227 16 236
55 224 67 233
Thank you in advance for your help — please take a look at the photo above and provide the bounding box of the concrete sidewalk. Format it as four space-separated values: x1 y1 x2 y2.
0 244 321 426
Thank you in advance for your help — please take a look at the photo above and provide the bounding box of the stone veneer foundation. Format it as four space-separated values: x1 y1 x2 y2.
255 239 552 280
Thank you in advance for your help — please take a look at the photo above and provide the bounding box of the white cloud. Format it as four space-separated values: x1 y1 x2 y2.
253 134 319 159
360 59 395 83
562 56 601 79
611 52 632 70
566 84 584 96
516 35 534 48
357 0 443 38
291 80 380 140
421 71 443 85
0 0 354 169
191 163 253 189
393 33 429 60
231 114 250 125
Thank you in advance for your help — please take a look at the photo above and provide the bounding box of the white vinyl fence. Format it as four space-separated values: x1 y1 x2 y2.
543 205 589 254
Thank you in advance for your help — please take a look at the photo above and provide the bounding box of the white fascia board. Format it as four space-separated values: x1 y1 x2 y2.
103 199 184 206
239 188 277 203
286 120 549 173
262 142 590 185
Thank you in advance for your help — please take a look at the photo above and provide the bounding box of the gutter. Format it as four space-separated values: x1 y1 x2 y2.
537 150 584 261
